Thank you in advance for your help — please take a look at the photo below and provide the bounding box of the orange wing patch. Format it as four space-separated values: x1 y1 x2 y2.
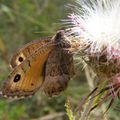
10 38 51 68
1 41 55 98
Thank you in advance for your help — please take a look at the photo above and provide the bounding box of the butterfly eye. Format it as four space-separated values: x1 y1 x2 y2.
18 57 24 62
14 74 21 82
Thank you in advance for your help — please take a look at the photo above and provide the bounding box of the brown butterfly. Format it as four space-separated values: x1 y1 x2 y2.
0 30 74 98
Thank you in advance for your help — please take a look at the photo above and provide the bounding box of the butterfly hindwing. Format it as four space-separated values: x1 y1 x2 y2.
42 31 75 97
42 48 74 97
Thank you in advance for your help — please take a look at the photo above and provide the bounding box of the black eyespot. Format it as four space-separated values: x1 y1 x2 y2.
31 83 34 86
14 74 21 82
18 57 23 62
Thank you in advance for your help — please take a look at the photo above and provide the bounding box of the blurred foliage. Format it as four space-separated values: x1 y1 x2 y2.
0 0 120 120
65 99 75 120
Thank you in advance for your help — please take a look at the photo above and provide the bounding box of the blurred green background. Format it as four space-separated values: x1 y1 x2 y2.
0 0 120 120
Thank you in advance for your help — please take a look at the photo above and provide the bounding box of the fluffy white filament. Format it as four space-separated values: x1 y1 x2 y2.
66 0 120 53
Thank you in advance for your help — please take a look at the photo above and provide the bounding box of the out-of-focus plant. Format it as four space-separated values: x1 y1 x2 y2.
65 98 75 120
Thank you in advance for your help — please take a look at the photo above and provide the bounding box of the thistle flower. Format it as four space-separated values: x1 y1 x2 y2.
66 0 120 54
65 0 120 114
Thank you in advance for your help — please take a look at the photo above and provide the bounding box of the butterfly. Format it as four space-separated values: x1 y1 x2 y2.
0 30 75 98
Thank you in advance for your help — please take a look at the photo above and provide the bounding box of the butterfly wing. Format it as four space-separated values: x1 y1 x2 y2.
42 48 74 97
10 37 51 68
42 31 75 97
1 41 55 98
1 30 74 98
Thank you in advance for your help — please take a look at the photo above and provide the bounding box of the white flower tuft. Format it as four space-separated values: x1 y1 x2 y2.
66 0 120 54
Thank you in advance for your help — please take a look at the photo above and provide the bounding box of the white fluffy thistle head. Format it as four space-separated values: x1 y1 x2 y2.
64 0 120 112
66 0 120 54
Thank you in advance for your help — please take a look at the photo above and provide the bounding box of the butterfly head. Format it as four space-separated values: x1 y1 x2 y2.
54 30 72 49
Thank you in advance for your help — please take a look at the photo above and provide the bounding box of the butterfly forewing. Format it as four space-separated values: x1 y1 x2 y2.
1 41 55 98
10 37 51 68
